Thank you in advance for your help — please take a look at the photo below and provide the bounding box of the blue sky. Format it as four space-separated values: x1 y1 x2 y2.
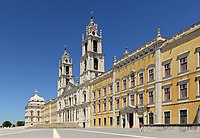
0 0 199 125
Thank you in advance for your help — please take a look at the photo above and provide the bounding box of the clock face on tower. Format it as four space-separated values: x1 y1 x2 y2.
65 59 68 63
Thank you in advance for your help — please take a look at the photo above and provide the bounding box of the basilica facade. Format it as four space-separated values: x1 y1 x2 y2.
56 16 104 128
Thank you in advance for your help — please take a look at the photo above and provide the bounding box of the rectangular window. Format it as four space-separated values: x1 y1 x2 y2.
98 100 101 112
164 111 170 124
180 83 187 98
199 80 200 96
93 91 96 100
149 112 154 125
104 118 106 126
98 90 101 98
149 69 154 82
123 79 127 90
93 102 96 113
139 73 144 85
130 73 136 87
117 116 120 125
116 98 119 109
199 52 200 67
164 88 170 101
180 57 187 72
148 91 153 104
180 110 187 124
110 98 113 111
110 84 113 94
103 87 106 97
164 63 171 77
104 100 106 112
116 82 120 92
131 94 135 106
98 118 101 126
139 94 143 105
110 117 113 126
123 97 126 108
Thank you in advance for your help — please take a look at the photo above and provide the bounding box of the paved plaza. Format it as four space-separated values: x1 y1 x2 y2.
0 128 200 138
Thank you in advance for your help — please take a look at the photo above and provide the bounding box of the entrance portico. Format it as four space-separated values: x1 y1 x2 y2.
120 106 147 128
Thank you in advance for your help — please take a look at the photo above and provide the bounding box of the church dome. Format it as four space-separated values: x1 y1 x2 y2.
29 89 44 102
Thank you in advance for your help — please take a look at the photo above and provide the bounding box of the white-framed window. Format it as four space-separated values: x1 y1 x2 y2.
164 63 171 77
162 58 172 78
116 98 120 109
195 47 200 68
116 81 120 92
179 109 188 124
164 87 170 101
103 87 106 97
123 79 127 90
93 91 96 100
180 57 187 72
130 94 135 106
103 99 106 112
149 68 154 82
162 84 171 102
198 51 200 67
139 72 144 85
178 79 189 99
138 93 144 105
98 100 101 112
148 112 154 125
130 72 136 88
164 111 170 124
148 91 154 104
109 97 113 111
98 89 101 98
196 76 200 97
180 83 187 99
177 51 189 73
109 84 113 95
123 97 126 108
93 102 96 113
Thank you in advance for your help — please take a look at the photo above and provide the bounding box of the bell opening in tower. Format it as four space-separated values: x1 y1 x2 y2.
66 66 69 75
94 58 98 70
93 40 97 52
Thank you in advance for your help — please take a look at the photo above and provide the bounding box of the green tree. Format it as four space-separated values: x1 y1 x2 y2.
17 121 25 126
2 121 12 127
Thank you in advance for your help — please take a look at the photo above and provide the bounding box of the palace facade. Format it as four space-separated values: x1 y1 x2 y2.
39 17 200 128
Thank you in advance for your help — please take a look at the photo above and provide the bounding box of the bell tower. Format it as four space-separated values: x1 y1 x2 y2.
80 16 105 84
57 48 74 96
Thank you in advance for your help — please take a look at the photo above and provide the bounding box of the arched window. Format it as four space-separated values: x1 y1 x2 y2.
93 40 97 52
84 60 87 71
94 58 98 70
